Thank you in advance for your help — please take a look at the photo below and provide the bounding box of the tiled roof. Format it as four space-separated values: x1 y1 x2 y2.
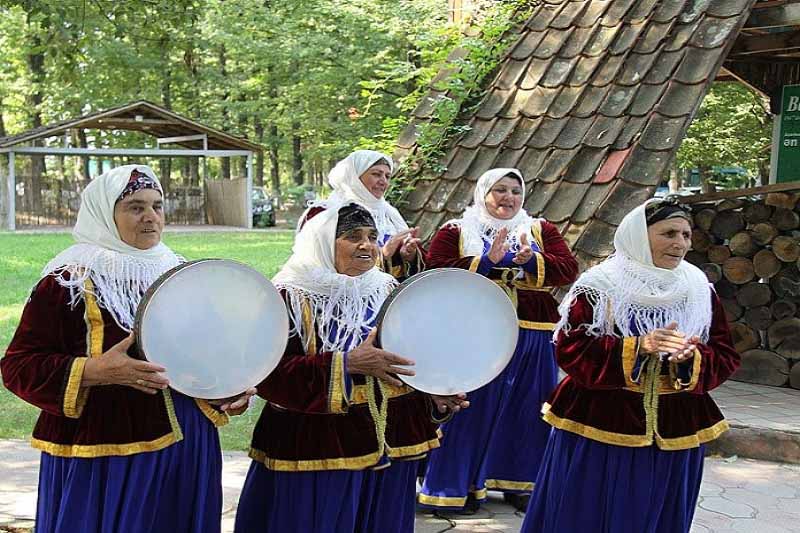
396 0 757 270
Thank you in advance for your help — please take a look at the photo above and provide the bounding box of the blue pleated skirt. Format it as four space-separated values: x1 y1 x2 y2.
35 391 223 533
234 458 420 533
419 328 557 508
522 428 704 533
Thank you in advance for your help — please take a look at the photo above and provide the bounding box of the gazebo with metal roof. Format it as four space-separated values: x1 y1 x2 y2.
0 100 262 230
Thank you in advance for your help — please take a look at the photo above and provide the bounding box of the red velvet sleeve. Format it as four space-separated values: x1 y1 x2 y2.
539 221 579 287
1 277 88 417
425 225 476 271
682 292 741 394
256 334 350 415
555 294 639 390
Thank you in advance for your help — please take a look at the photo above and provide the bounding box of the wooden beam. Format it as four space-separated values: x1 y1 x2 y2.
745 1 800 30
680 182 800 204
94 118 177 126
730 30 800 56
717 64 770 97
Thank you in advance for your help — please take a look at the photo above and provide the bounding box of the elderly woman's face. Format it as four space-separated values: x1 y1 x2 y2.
648 218 692 270
485 176 523 220
359 164 391 199
335 226 380 276
113 188 165 250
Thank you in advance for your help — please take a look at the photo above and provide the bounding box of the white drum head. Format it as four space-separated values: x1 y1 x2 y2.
136 259 288 399
377 268 518 395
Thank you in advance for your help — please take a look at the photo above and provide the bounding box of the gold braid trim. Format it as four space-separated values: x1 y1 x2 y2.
518 320 556 331
542 403 653 447
655 420 729 450
328 351 351 414
642 355 661 440
162 389 184 441
31 432 179 458
533 252 545 288
83 280 104 359
366 376 390 456
418 488 489 508
301 298 317 355
622 337 643 391
666 348 702 392
194 399 229 427
63 358 88 419
351 382 413 405
485 479 534 491
468 256 481 273
249 447 382 472
386 436 440 459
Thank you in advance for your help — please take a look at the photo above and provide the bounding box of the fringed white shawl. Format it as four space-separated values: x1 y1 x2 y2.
445 168 539 255
274 206 397 353
554 199 712 342
303 150 409 239
41 165 182 331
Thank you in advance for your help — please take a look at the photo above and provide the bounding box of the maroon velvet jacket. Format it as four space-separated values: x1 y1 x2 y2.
1 275 227 458
543 293 740 450
248 290 441 471
300 205 424 281
425 220 578 328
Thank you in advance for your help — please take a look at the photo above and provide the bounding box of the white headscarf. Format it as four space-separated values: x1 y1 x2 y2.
41 165 182 331
274 205 397 353
554 199 712 341
446 168 538 255
304 150 409 238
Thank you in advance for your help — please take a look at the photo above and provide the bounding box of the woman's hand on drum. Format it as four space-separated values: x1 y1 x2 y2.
209 387 257 416
346 328 415 387
382 229 413 259
82 333 169 394
487 228 510 264
512 233 534 265
430 393 469 414
399 227 421 262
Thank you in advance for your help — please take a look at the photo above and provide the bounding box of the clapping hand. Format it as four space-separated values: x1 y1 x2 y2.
487 228 510 263
512 233 534 265
399 227 421 262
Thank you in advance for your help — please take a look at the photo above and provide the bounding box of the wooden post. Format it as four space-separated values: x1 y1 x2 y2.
7 151 15 231
246 153 253 229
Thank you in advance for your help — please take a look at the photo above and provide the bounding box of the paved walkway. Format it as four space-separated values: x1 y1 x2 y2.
2 380 799 532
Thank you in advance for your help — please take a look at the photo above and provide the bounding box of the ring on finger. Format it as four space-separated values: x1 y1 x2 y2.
136 379 144 386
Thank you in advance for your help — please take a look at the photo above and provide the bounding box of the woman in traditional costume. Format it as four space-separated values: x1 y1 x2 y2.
234 203 467 533
521 198 740 533
2 165 250 533
298 150 422 280
418 168 578 513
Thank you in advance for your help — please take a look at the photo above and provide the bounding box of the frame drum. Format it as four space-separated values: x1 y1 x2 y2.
134 259 288 399
376 268 518 395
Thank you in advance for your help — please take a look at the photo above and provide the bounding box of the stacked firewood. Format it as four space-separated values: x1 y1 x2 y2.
684 192 800 389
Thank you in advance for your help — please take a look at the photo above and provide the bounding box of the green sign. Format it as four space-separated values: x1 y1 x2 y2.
777 84 800 183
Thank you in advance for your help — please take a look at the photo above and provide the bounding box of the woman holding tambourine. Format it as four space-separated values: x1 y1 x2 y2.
418 168 578 513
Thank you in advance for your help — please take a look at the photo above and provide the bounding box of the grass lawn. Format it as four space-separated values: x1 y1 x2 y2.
0 230 293 450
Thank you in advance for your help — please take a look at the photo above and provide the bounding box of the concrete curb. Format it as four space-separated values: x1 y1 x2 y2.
705 424 800 464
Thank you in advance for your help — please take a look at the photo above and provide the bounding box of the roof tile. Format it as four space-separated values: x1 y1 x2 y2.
406 179 438 210
628 83 668 116
575 1 612 27
585 24 623 56
639 113 688 150
542 180 593 222
418 211 447 241
534 28 576 59
690 16 741 49
519 86 561 117
476 88 516 119
572 181 614 222
595 147 632 183
595 180 657 224
412 91 447 119
525 179 562 215
573 85 612 117
541 57 580 87
563 147 608 183
584 115 628 148
458 118 495 148
664 18 703 51
505 117 542 149
425 179 459 212
643 49 686 83
599 85 638 116
618 52 660 85
674 47 726 83
678 1 711 24
493 58 532 90
528 116 569 148
511 30 548 60
560 25 599 58
655 81 707 117
484 117 520 147
442 147 479 180
575 218 617 257
462 146 503 181
396 119 422 149
612 115 648 148
652 0 688 23
706 0 752 17
526 3 563 31
567 54 605 85
516 148 552 180
610 21 648 55
591 54 626 86
550 1 590 29
445 180 476 213
535 147 582 183
553 116 595 149
549 85 586 117
617 145 672 185
494 147 526 169
601 0 638 25
519 58 555 90
627 0 661 22
562 220 590 248
634 21 674 54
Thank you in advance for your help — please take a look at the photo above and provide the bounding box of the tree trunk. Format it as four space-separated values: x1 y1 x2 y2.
269 123 281 206
721 298 744 322
765 192 798 210
707 244 731 265
76 129 91 186
736 282 772 308
695 208 717 231
773 236 800 263
744 306 773 330
711 210 746 240
768 318 800 359
729 231 758 257
219 45 231 180
700 263 722 283
771 208 800 231
750 222 779 245
733 349 789 387
753 249 782 279
26 28 46 212
723 256 755 284
254 118 265 187
771 299 797 321
292 122 303 186
691 229 713 253
743 202 772 224
729 322 760 352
